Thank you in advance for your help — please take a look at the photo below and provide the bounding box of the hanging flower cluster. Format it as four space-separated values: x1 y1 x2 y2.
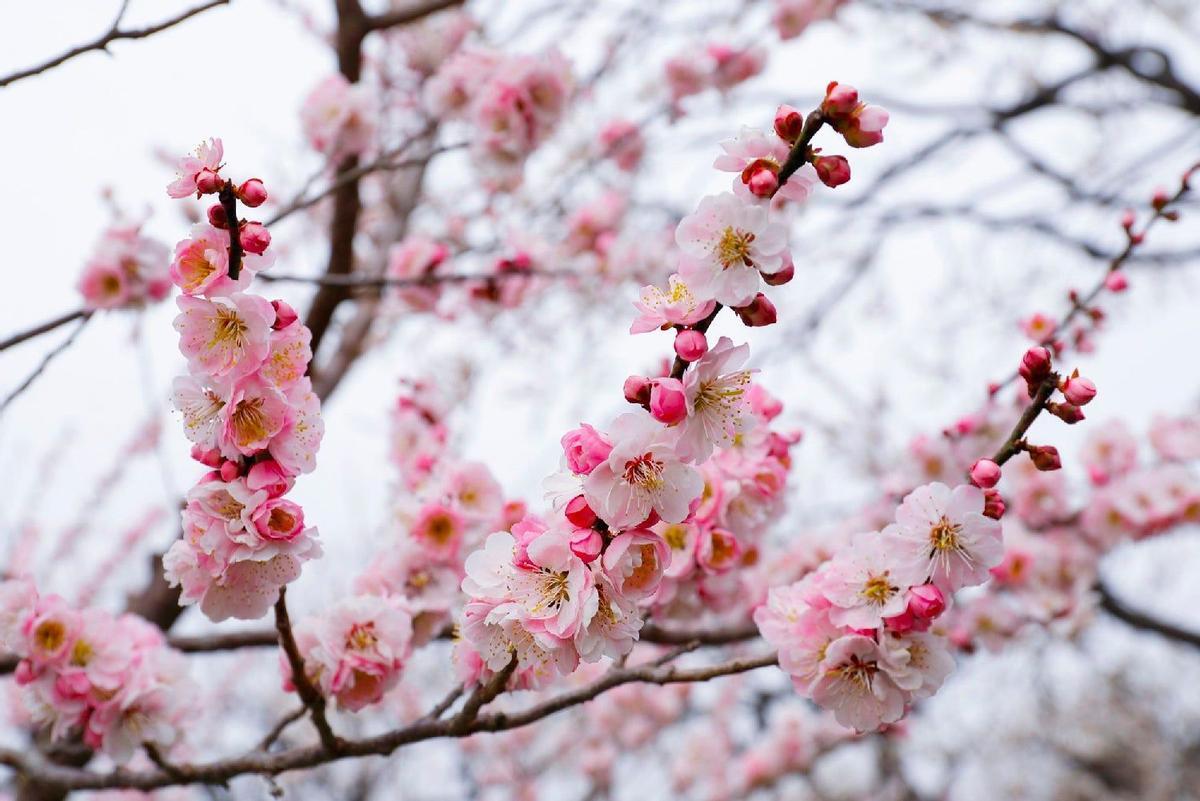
76 223 170 310
0 578 195 763
452 87 885 690
161 140 325 622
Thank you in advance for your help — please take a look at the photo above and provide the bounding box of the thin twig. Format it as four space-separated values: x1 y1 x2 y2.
0 309 89 352
273 589 341 752
1 316 90 415
257 707 308 753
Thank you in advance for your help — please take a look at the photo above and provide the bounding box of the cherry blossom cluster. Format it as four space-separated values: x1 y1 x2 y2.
665 43 767 109
161 140 325 621
0 578 195 763
451 88 885 689
301 75 377 162
424 46 573 186
76 223 170 310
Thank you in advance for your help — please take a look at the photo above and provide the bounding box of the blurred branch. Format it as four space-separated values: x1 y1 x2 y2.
0 316 90 416
1097 580 1200 649
0 0 230 89
0 309 90 353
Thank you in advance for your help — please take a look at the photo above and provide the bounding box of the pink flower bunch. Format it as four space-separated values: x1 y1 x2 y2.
392 8 475 76
300 75 377 161
664 44 767 107
424 47 573 184
285 595 415 712
387 235 452 311
161 149 325 621
756 481 1002 730
819 81 889 148
597 119 645 172
772 0 847 39
76 223 170 310
0 579 195 763
714 125 818 202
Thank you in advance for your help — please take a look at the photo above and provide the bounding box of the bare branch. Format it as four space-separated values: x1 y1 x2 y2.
0 309 89 353
0 1 230 89
1097 580 1200 649
1 317 90 415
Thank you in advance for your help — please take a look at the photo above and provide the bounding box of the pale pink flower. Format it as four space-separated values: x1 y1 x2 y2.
170 224 271 297
881 631 955 700
268 377 325 475
22 595 79 668
1149 414 1200 462
755 585 842 691
885 482 1004 594
259 323 313 391
598 119 644 171
773 0 845 39
77 261 131 309
394 9 474 75
166 138 223 199
820 533 926 629
574 573 643 662
602 530 670 601
291 595 414 712
387 235 450 310
174 293 275 385
171 376 226 451
1080 420 1138 485
664 51 713 103
197 553 305 622
696 527 743 573
583 413 704 528
300 75 375 160
676 193 789 306
83 648 194 763
441 461 504 523
0 577 37 653
810 634 906 731
676 337 755 462
458 598 579 688
656 521 700 579
630 274 718 334
410 501 466 561
187 476 266 537
707 43 766 91
219 376 292 459
423 49 501 119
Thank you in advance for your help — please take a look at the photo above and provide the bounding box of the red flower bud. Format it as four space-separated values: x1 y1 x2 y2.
1027 444 1062 472
207 203 228 228
564 494 598 529
1018 346 1052 389
813 154 851 188
969 458 1001 489
733 293 778 327
1061 375 1096 406
1047 401 1086 424
623 375 652 406
238 178 268 208
239 222 271 255
982 488 1006 519
195 168 223 195
674 329 708 362
271 300 298 330
773 104 805 144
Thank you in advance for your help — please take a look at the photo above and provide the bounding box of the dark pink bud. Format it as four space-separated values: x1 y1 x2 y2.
246 459 293 498
568 526 603 563
649 378 688 425
561 424 613 475
1104 271 1128 292
1061 375 1096 406
969 458 1001 489
623 375 652 406
774 104 805 143
207 203 228 228
813 154 851 188
219 460 241 482
1018 346 1052 387
763 256 794 286
270 300 298 330
190 444 222 468
1027 444 1062 472
884 609 919 633
1048 401 1086 424
1120 209 1136 230
238 178 268 208
674 329 708 362
907 584 946 620
820 81 859 118
733 293 778 327
741 159 780 198
1151 187 1170 211
195 168 223 195
564 494 598 529
239 222 271 255
982 488 1006 520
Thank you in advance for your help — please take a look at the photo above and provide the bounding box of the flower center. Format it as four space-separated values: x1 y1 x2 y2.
928 516 962 553
861 573 898 606
623 452 665 490
347 623 378 651
70 639 93 667
531 570 571 613
715 226 755 268
663 524 688 551
208 306 248 350
835 654 878 690
425 513 456 544
34 620 65 654
179 245 218 292
268 507 296 534
232 397 271 446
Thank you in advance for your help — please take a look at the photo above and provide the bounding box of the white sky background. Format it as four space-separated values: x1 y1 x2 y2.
1 0 1200 796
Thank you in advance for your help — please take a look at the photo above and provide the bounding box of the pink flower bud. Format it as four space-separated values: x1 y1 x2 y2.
1151 187 1170 210
190 444 222 468
982 488 1006 520
1061 375 1096 406
740 159 780 198
270 300 298 330
821 81 859 118
246 459 293 498
1120 209 1136 230
649 378 688 425
1027 444 1062 472
623 375 652 406
733 293 778 327
239 222 271 255
219 460 241 482
207 203 228 228
884 609 919 634
238 178 268 208
195 168 223 195
969 458 1001 489
813 154 851 188
252 498 305 542
1104 271 1128 292
907 584 946 620
774 104 805 143
674 329 708 362
763 256 794 286
1018 346 1052 386
568 525 603 563
564 495 598 529
561 424 613 475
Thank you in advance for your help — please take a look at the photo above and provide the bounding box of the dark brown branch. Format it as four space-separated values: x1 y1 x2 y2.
217 182 243 280
1 317 90 415
0 309 89 353
273 589 341 752
0 0 229 88
258 268 571 289
1097 580 1200 649
0 651 775 791
990 376 1057 467
640 620 759 645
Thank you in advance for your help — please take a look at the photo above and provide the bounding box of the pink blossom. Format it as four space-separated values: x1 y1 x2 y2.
598 119 645 171
583 413 704 528
387 235 450 310
410 502 466 560
290 595 414 712
170 223 271 297
602 530 670 601
1149 414 1200 461
884 482 1004 594
772 0 845 39
268 377 325 475
676 337 755 462
574 573 643 662
300 75 375 160
810 634 906 731
174 293 275 385
259 322 313 391
219 376 292 458
1080 420 1138 485
561 424 614 475
714 127 816 203
820 532 925 629
880 631 955 700
630 274 718 334
166 138 223 198
676 193 789 306
77 261 131 309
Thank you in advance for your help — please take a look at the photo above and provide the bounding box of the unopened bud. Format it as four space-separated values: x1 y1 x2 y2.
239 222 271 255
207 203 228 228
1027 444 1062 472
674 329 708 362
623 375 652 406
271 299 298 330
238 178 268 208
774 104 805 143
1061 374 1096 406
1104 271 1128 292
969 458 1001 489
813 154 851 188
1047 401 1086 424
649 378 688 425
733 293 778 327
195 168 223 195
982 487 1006 519
564 494 598 529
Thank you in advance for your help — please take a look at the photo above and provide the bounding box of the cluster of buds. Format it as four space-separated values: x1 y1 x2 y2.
166 138 272 260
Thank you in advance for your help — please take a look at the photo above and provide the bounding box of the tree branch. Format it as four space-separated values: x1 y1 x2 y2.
1096 580 1200 649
